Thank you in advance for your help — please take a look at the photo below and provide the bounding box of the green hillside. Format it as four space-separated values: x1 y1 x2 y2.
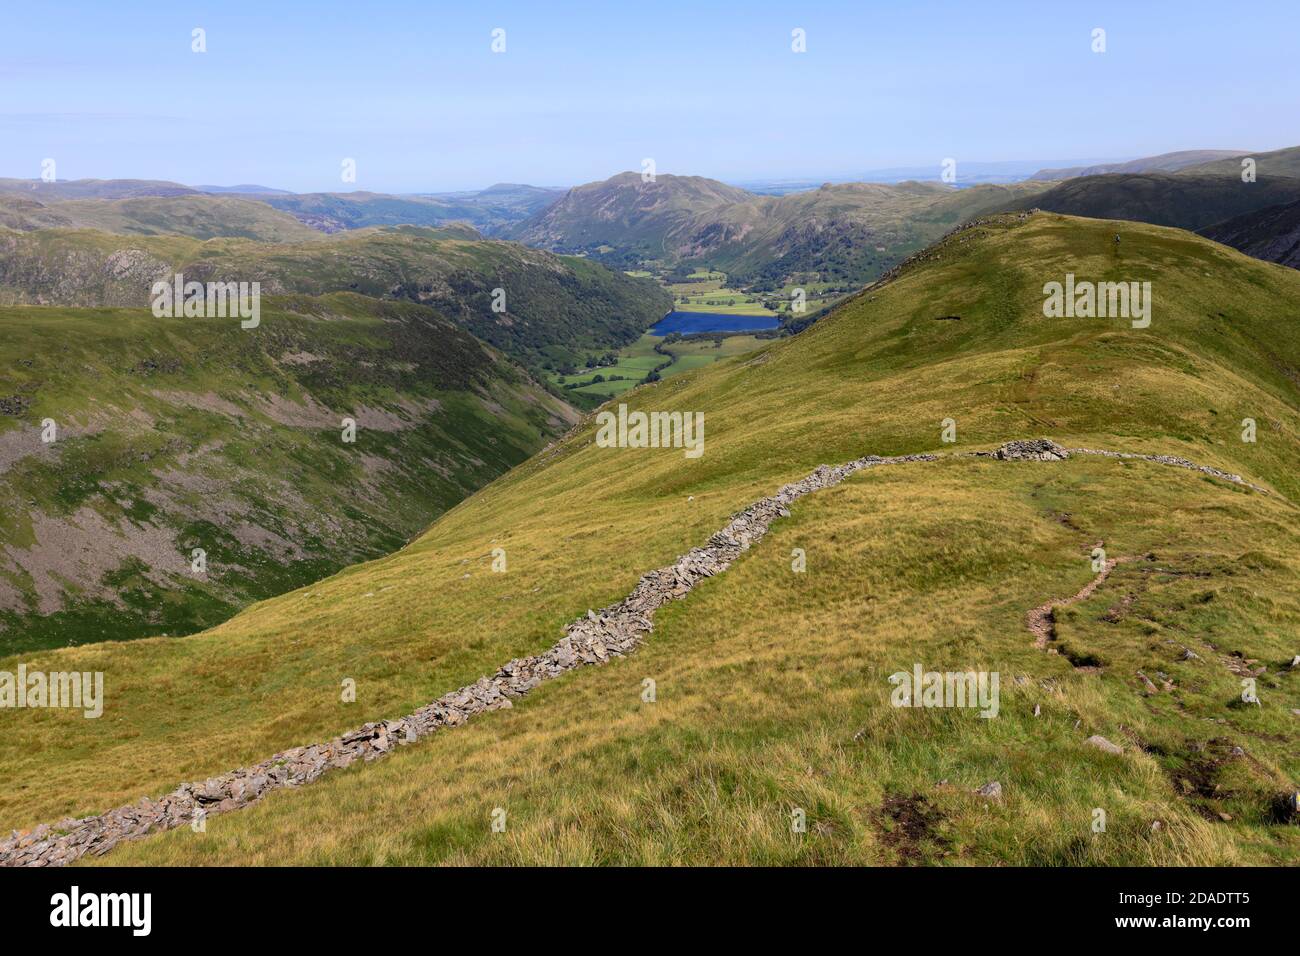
0 293 575 651
4 213 1297 866
705 180 1047 287
1031 149 1249 181
0 225 672 371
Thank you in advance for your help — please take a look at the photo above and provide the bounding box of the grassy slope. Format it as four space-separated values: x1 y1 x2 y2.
0 226 672 370
3 213 1297 865
0 293 575 650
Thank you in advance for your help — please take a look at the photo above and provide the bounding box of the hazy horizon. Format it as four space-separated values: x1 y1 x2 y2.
0 149 1278 197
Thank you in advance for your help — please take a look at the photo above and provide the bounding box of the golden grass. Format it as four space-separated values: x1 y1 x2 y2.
101 459 1298 865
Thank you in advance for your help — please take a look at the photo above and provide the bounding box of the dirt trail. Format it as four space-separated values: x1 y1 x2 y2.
1026 547 1137 652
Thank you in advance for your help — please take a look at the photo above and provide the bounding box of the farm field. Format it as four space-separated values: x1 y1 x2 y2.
545 333 769 403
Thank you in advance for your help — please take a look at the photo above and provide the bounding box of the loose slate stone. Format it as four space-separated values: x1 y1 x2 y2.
1084 735 1124 755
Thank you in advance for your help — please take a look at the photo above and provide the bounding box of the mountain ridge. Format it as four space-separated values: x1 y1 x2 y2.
0 225 672 370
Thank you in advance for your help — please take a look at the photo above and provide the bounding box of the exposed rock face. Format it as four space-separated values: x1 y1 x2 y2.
994 439 1070 461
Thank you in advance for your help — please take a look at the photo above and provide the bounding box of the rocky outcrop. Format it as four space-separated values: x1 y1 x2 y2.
978 439 1269 492
992 439 1070 462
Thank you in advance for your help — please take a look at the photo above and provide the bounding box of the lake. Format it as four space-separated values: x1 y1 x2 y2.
649 311 780 336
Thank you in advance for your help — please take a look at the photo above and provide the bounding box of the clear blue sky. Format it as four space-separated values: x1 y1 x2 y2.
2 0 1296 192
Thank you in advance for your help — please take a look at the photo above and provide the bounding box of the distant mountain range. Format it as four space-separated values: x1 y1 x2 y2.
0 193 326 242
1175 144 1300 180
998 170 1300 232
6 144 1299 307
0 178 198 200
503 171 1047 287
1029 149 1250 181
0 178 563 237
195 183 295 195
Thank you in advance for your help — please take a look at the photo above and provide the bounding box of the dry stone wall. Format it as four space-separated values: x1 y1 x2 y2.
0 439 1270 866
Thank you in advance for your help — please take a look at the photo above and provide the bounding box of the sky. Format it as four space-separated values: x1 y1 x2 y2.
2 0 1297 193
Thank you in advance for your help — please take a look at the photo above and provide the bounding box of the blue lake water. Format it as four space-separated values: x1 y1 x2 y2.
649 311 780 336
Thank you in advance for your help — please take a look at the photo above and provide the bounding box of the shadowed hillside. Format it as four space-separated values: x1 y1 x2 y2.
1001 172 1300 231
1200 199 1300 269
0 293 576 650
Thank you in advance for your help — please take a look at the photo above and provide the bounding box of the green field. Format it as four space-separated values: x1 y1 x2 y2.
547 333 769 402
5 212 1298 866
670 289 774 315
